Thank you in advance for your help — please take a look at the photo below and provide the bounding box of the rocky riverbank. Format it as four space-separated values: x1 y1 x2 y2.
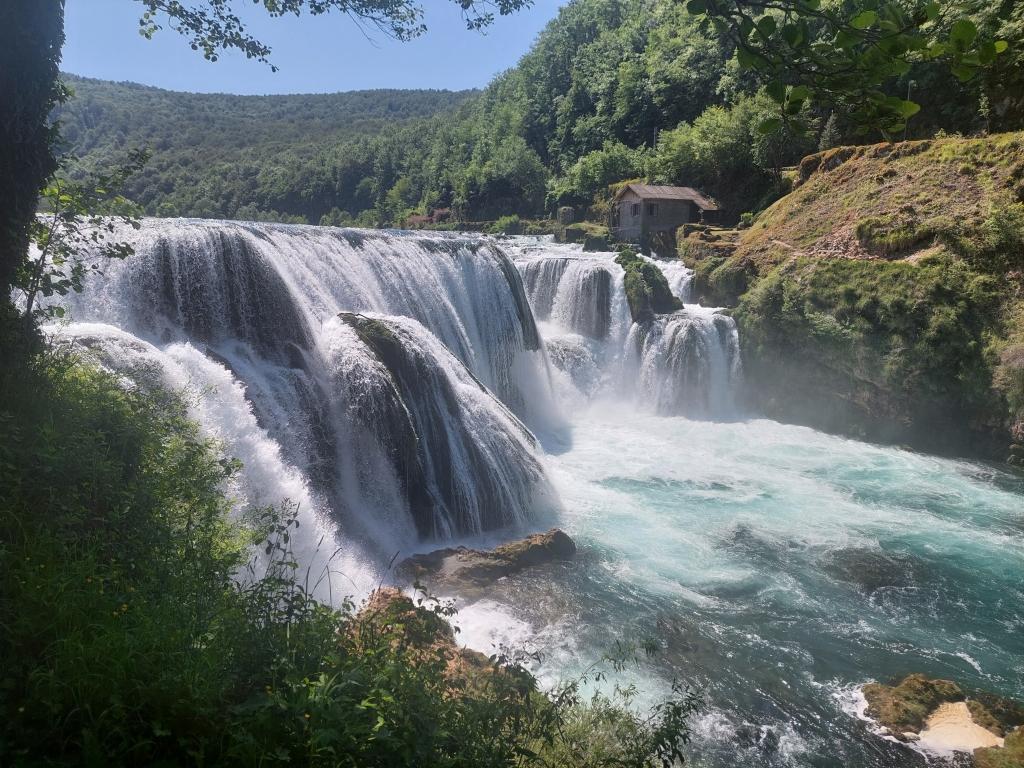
680 134 1024 462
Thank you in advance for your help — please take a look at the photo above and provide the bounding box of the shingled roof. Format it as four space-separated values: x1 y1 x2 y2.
614 184 719 211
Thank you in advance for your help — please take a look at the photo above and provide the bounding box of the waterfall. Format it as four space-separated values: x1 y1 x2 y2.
50 219 561 560
50 322 380 600
509 240 741 416
624 308 742 418
652 258 696 304
332 312 555 539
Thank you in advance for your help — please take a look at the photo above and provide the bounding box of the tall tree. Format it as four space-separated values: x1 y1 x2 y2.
1 2 65 307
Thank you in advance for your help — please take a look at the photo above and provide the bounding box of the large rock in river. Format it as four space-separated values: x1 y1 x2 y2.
397 528 576 588
861 673 1024 762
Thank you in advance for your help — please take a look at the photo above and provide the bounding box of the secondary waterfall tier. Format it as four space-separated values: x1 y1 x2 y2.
625 308 742 418
510 240 741 416
52 219 560 555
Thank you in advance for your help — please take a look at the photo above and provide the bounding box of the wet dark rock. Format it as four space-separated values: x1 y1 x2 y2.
397 529 576 587
735 724 780 753
822 547 923 593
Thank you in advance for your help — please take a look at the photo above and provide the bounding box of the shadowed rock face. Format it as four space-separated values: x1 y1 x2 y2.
397 529 576 588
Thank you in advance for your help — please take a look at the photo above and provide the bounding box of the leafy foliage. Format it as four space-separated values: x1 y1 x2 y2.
135 0 535 63
17 150 147 319
57 0 1024 227
0 346 701 766
688 0 1010 138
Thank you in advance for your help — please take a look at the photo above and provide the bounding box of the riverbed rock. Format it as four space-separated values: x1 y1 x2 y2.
397 528 576 588
862 674 1024 749
863 674 965 737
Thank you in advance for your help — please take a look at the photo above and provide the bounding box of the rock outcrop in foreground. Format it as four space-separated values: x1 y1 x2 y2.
862 674 1024 764
397 528 576 589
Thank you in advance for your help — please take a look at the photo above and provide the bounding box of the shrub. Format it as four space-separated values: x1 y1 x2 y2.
490 214 523 235
0 349 701 767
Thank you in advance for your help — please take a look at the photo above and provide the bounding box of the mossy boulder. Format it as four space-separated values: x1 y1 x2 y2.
397 528 576 589
863 674 1024 744
976 728 1024 768
582 233 613 252
615 248 683 322
863 674 965 736
559 225 586 244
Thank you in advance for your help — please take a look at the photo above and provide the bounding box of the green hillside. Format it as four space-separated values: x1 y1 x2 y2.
57 74 475 223
682 133 1024 459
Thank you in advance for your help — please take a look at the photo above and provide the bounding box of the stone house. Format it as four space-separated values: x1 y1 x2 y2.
609 184 719 247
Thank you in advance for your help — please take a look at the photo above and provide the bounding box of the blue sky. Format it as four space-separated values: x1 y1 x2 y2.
62 0 563 94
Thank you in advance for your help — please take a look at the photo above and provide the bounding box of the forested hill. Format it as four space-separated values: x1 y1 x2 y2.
58 0 1024 227
57 74 476 223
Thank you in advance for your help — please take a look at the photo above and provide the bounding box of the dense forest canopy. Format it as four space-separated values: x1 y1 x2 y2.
57 75 475 224
59 0 1024 226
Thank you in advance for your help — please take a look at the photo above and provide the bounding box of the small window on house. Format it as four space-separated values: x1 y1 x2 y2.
631 203 641 217
648 203 659 217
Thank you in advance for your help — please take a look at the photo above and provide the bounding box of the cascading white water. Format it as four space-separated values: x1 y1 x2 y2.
328 312 556 539
624 307 742 418
511 239 740 416
42 224 1024 768
51 322 378 599
49 220 562 575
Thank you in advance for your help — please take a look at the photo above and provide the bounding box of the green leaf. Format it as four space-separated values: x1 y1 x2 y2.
994 40 1009 54
978 41 997 65
924 2 940 21
685 0 707 14
835 28 861 49
757 117 782 135
890 59 912 75
850 10 877 30
949 19 978 47
766 80 786 104
789 84 810 102
950 63 977 82
897 100 920 118
735 45 761 69
781 23 804 47
756 15 777 38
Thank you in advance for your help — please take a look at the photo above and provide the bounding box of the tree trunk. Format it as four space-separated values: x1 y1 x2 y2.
0 1 65 299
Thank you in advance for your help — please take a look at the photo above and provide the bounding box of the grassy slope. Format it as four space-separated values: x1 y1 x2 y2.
683 133 1024 459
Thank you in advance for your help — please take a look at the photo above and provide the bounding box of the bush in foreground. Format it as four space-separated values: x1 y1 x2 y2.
0 348 699 766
